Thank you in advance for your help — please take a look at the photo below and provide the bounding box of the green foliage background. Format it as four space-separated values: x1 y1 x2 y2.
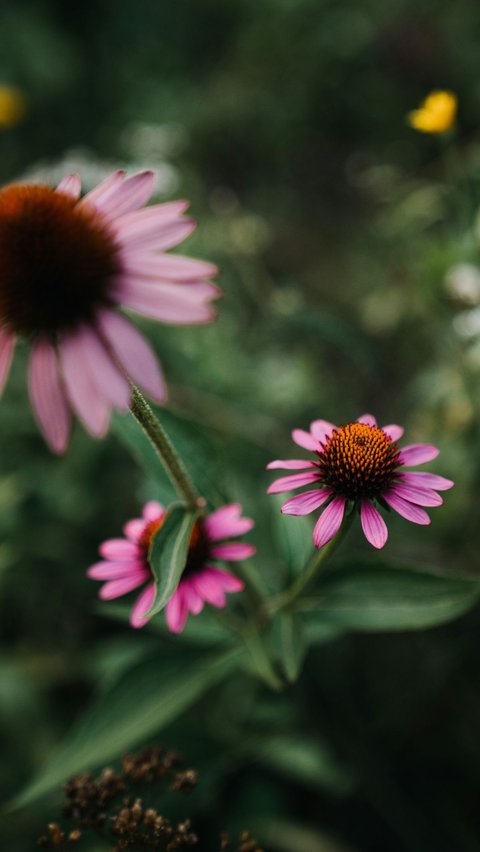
2 1 480 849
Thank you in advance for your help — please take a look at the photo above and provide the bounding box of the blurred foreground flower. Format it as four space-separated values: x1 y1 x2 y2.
0 84 25 128
89 501 255 632
0 171 219 452
407 90 457 134
268 414 453 549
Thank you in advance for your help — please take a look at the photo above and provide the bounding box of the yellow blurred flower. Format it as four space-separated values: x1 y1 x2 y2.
407 90 457 134
0 85 26 129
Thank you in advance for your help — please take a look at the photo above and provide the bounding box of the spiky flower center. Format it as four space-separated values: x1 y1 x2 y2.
0 184 120 338
317 422 400 501
142 517 210 578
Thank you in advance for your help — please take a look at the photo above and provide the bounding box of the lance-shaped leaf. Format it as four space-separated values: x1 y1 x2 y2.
275 612 308 683
147 503 199 618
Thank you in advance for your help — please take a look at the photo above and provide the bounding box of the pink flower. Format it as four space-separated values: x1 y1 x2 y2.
88 501 255 633
267 414 454 550
0 171 220 452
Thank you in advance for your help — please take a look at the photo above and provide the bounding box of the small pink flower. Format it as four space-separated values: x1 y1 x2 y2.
0 171 220 452
267 414 454 549
88 501 255 633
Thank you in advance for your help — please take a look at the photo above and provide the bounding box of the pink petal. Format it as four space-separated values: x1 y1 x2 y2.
291 429 322 452
56 174 81 199
123 519 145 542
0 328 15 396
124 253 217 282
192 571 227 608
99 539 140 560
182 578 205 615
116 211 195 253
357 413 377 426
142 501 165 521
310 419 336 443
313 497 346 548
210 542 256 561
115 278 219 325
204 566 245 593
99 573 147 599
399 444 440 466
267 471 320 494
383 491 431 525
390 482 443 507
281 488 332 516
97 310 167 403
382 423 404 442
74 325 131 410
28 339 71 454
130 582 156 628
97 170 156 219
204 504 254 541
360 501 388 549
266 459 316 470
87 560 147 580
399 472 454 491
165 587 189 633
80 170 125 210
59 332 111 437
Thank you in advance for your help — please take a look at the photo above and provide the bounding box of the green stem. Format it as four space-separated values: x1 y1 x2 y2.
130 386 203 512
270 511 354 615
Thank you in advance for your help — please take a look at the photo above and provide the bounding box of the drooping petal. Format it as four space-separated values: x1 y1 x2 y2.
0 328 15 397
130 582 156 628
72 325 131 410
382 424 404 442
59 332 111 437
210 542 256 561
142 501 165 521
124 253 217 282
266 459 317 470
193 571 227 608
56 173 81 199
399 444 440 466
99 539 141 560
291 429 322 452
98 170 156 219
182 579 205 615
204 504 254 541
165 586 189 633
313 497 346 548
360 501 388 549
99 573 148 599
28 339 71 454
267 471 320 494
281 488 332 516
204 566 245 593
390 482 443 507
114 278 219 325
383 491 431 525
357 413 377 426
87 560 147 580
97 310 167 403
399 471 454 491
310 419 336 443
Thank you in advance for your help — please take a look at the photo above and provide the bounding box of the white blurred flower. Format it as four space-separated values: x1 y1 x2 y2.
445 263 480 306
453 308 480 339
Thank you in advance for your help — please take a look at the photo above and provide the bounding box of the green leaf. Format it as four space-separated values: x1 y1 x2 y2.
274 612 308 683
98 603 233 646
111 410 175 499
11 646 243 809
241 626 283 691
147 504 199 618
273 496 313 578
300 560 480 632
256 734 351 795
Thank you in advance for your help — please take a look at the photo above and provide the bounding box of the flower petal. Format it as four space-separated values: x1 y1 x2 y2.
130 582 156 628
98 170 156 219
281 488 332 515
28 339 71 454
124 253 217 282
266 459 317 470
116 212 195 253
357 413 377 426
165 586 189 633
313 497 346 548
267 471 320 494
99 539 140 560
292 429 322 452
399 471 454 491
390 482 443 507
80 170 125 210
99 573 147 599
310 419 336 443
182 579 205 615
88 560 146 580
383 491 431 525
382 423 404 442
59 332 111 437
203 566 245 593
360 501 388 549
0 328 15 397
142 501 165 521
204 504 254 541
115 278 219 325
97 310 167 403
210 542 256 561
74 325 131 410
399 444 440 466
123 519 145 542
193 571 227 607
56 174 81 199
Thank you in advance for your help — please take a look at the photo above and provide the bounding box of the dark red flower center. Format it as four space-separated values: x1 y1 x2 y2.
142 516 211 579
0 184 120 338
317 422 400 501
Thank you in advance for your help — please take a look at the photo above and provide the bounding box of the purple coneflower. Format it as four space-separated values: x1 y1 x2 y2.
267 414 453 549
0 171 219 451
88 501 255 633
